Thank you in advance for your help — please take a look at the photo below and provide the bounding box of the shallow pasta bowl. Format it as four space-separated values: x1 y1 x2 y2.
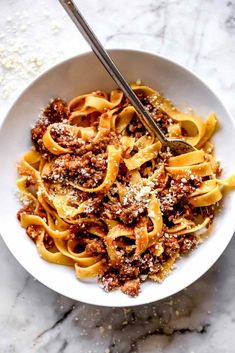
0 49 235 307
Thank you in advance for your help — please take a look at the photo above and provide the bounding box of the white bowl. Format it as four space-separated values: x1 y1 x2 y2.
0 49 235 307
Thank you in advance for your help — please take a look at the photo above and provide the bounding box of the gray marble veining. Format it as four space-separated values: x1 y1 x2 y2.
1 0 235 352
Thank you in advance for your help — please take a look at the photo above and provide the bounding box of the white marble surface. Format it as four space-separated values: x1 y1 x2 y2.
1 0 235 352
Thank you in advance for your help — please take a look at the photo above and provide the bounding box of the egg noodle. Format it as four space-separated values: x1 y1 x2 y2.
17 84 235 296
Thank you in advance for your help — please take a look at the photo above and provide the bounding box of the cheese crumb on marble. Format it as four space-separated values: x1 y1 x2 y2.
0 13 64 100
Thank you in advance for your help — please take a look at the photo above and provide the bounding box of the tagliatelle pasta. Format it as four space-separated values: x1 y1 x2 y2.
16 84 235 297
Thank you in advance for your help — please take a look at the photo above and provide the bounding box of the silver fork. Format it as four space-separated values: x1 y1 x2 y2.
58 0 196 155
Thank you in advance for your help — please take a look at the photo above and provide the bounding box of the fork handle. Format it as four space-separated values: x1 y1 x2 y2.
58 0 167 145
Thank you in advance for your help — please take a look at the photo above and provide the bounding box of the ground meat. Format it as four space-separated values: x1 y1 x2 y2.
85 239 106 256
26 225 41 240
151 110 172 134
17 204 33 221
102 200 145 224
81 196 104 216
147 218 154 232
157 148 174 164
152 165 168 191
44 98 69 121
127 114 147 139
32 98 69 152
125 98 164 140
137 94 173 134
35 205 47 221
121 278 140 297
216 163 222 177
100 273 120 292
17 166 38 185
50 123 85 150
179 235 197 255
25 176 36 187
139 161 154 178
76 132 120 157
119 260 140 278
140 251 153 271
42 152 107 188
164 234 180 257
26 225 54 250
168 204 194 222
70 222 92 236
149 262 162 275
139 251 161 274
159 178 196 213
99 249 162 295
200 205 215 224
116 162 131 184
43 234 54 250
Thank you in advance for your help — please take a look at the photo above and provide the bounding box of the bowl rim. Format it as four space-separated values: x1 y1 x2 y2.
0 48 235 307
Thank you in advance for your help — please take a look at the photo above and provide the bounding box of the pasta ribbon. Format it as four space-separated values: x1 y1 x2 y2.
105 223 134 263
20 214 71 240
166 162 213 178
124 142 161 170
69 90 123 113
36 231 75 266
116 106 136 133
168 150 205 167
160 100 206 146
134 195 162 255
190 186 222 207
75 260 106 278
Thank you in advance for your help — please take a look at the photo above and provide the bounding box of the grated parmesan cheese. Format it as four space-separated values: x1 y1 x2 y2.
123 180 156 207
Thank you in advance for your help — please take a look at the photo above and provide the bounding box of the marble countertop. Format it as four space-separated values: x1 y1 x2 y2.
1 0 235 352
